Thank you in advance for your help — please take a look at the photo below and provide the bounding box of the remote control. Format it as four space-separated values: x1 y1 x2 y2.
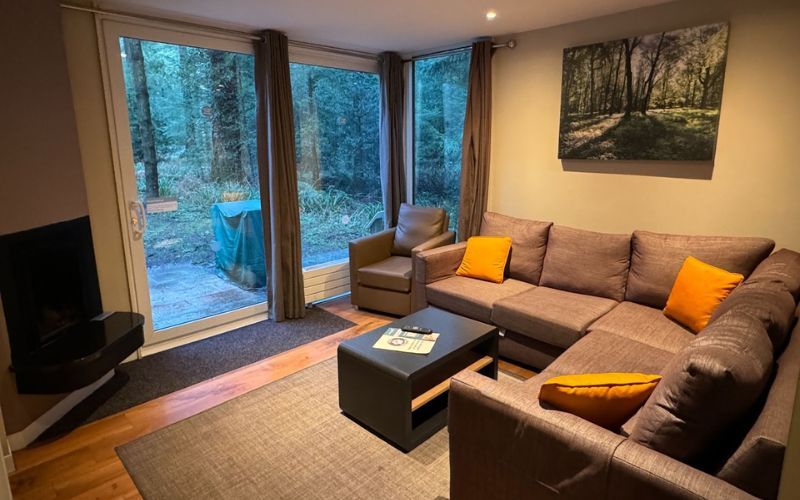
401 325 433 334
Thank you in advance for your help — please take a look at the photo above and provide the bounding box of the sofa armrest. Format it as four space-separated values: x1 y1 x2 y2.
412 241 466 310
448 370 625 499
348 228 396 304
414 241 467 285
609 440 756 500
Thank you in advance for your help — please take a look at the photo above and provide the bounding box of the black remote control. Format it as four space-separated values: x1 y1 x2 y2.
401 325 433 334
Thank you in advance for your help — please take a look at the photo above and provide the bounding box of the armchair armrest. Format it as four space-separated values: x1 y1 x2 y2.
609 440 755 500
348 228 395 304
411 231 456 258
448 370 624 499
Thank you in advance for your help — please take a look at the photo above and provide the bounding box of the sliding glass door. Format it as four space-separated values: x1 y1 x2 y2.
102 20 267 347
412 51 471 232
102 20 384 347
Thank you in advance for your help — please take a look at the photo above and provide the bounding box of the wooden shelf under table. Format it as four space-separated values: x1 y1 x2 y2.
410 355 494 412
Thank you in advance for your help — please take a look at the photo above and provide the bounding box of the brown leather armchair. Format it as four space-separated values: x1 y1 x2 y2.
348 203 456 316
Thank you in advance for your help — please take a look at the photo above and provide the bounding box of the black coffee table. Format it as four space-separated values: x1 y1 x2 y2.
337 307 499 451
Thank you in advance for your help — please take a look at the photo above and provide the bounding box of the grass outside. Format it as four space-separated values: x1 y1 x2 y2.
141 161 383 271
559 108 720 161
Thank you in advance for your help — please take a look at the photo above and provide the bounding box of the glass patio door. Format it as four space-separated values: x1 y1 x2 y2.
101 20 267 348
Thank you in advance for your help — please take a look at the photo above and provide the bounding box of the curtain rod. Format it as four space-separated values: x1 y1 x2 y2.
406 40 516 62
59 3 379 61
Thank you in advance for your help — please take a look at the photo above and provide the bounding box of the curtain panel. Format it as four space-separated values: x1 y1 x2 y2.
379 51 407 228
458 40 493 240
254 30 306 321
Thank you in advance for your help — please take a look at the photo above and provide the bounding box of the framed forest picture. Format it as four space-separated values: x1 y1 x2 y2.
558 22 729 161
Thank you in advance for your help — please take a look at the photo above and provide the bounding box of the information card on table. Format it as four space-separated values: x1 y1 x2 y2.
373 327 439 355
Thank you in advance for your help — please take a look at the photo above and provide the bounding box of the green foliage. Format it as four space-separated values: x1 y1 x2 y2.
414 52 471 230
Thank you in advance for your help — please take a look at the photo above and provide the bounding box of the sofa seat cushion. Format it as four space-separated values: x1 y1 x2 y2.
588 301 695 354
625 230 774 309
425 276 535 323
357 256 412 292
479 212 552 284
539 225 631 301
544 330 674 377
492 286 617 349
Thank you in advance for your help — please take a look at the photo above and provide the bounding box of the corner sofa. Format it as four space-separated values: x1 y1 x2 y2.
413 212 800 499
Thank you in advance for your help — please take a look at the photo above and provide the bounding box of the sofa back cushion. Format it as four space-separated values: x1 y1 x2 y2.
630 311 774 463
709 283 796 353
742 248 800 300
479 212 552 284
392 203 445 256
715 315 800 500
625 231 774 308
539 225 631 301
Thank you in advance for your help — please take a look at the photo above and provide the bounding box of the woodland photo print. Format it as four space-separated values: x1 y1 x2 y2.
558 22 729 161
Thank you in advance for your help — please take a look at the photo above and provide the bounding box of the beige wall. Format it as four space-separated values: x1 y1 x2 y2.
489 0 800 497
0 0 91 434
61 8 133 314
489 0 800 251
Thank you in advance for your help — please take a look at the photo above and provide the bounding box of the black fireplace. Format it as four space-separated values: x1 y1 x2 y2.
0 216 143 394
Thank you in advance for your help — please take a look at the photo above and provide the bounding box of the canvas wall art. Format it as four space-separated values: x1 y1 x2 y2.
558 22 729 161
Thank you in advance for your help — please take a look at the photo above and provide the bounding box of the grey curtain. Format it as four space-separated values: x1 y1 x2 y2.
379 51 407 228
458 40 493 240
255 30 305 321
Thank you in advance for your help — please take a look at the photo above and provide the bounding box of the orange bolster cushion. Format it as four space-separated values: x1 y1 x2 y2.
539 373 662 429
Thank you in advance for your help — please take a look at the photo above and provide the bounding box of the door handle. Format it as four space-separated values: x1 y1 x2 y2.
130 200 147 240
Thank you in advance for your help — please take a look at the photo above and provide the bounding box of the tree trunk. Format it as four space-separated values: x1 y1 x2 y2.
178 46 197 158
588 47 596 115
124 38 159 199
622 37 639 119
640 32 666 115
608 43 623 115
209 51 244 183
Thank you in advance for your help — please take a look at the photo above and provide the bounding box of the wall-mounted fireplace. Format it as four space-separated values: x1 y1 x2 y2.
0 216 143 394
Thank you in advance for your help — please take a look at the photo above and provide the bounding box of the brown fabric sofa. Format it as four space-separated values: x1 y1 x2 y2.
413 212 800 499
349 203 455 316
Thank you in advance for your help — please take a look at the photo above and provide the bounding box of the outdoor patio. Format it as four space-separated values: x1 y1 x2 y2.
147 263 265 331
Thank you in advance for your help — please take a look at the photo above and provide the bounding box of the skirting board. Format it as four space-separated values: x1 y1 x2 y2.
3 452 13 475
7 370 114 452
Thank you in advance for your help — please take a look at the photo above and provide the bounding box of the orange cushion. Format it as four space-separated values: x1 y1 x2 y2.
539 373 662 429
664 256 744 333
456 236 512 283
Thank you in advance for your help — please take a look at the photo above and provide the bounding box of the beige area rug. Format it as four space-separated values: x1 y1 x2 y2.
117 358 518 499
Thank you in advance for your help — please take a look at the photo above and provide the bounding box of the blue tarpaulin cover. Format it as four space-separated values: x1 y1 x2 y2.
211 199 266 289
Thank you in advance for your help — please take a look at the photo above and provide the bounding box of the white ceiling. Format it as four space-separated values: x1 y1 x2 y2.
100 0 678 54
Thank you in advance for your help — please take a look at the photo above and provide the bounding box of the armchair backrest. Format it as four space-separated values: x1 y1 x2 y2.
391 203 447 256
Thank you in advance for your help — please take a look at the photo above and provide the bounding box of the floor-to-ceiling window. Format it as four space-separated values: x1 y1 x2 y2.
290 63 382 268
412 50 471 232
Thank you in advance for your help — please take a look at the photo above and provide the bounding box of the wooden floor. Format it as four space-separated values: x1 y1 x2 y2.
9 298 534 499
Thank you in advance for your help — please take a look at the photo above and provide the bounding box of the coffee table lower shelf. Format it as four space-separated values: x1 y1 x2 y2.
410 355 493 411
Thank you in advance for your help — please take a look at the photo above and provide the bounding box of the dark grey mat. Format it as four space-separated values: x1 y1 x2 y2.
37 306 354 441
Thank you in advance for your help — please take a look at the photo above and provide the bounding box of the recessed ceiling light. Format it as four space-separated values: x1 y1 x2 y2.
486 10 497 21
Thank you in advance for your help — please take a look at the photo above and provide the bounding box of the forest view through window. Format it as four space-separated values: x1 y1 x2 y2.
413 51 471 232
290 63 382 268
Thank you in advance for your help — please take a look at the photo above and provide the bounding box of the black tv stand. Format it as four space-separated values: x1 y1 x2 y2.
11 312 144 394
